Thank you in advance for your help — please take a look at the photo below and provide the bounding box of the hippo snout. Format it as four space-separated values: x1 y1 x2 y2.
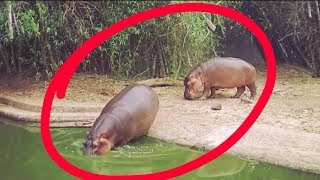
184 90 191 100
83 147 94 156
83 139 95 156
184 90 195 100
184 94 193 100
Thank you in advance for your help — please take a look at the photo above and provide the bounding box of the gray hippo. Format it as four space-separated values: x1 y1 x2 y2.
83 84 159 156
184 57 257 100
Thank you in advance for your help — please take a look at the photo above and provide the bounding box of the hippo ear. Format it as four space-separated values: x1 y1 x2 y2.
99 138 108 145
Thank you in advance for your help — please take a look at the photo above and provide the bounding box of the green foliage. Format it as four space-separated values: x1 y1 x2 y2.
0 1 228 79
18 9 39 38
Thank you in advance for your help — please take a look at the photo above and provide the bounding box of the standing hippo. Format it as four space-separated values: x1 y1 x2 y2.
184 57 257 100
83 84 159 156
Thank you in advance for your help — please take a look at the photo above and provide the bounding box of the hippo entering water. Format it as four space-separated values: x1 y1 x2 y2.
184 57 257 100
83 84 159 156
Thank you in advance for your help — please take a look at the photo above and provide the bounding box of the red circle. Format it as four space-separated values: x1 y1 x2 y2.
41 2 276 180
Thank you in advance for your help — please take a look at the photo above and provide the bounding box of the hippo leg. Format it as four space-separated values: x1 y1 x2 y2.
199 84 211 100
233 86 245 98
209 87 216 98
247 83 257 99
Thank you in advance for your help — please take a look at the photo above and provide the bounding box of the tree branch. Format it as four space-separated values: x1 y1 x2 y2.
202 13 216 32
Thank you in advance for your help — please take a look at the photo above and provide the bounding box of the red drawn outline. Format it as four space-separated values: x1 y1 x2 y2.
40 2 276 180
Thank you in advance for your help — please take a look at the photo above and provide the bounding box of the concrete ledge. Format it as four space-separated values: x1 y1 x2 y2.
0 96 103 113
0 96 99 127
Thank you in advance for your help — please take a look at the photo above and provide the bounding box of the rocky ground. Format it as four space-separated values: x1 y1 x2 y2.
0 64 319 174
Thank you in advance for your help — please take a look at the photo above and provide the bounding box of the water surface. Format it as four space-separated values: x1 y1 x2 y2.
0 119 318 180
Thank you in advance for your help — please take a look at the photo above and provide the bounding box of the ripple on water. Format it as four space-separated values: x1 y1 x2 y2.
50 128 201 175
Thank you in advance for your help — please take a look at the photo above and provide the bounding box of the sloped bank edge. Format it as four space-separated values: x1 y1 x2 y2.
0 96 103 113
0 96 99 127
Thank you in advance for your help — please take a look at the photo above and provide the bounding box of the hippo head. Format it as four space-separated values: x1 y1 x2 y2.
83 133 113 156
183 72 204 100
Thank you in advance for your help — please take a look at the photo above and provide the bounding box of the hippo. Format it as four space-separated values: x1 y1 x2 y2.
184 57 257 100
83 84 159 156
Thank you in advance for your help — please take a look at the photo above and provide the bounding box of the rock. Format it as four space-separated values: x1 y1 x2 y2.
240 97 253 104
211 103 222 110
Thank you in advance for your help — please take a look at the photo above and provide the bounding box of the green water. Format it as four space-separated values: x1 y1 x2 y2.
0 119 319 180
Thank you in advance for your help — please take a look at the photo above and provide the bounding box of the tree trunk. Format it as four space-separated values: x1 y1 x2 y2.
47 43 58 73
159 40 168 76
156 39 165 77
315 1 320 24
0 45 11 74
12 8 22 73
156 56 160 78
282 38 296 64
313 0 320 77
6 1 13 39
6 1 16 72
16 43 22 73
175 51 182 80
291 38 314 70
100 53 105 74
202 13 216 32
109 53 115 75
40 35 51 78
152 54 157 78
33 1 51 79
306 1 312 18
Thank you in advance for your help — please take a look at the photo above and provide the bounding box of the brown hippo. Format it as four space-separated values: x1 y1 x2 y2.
184 57 257 100
83 84 159 156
